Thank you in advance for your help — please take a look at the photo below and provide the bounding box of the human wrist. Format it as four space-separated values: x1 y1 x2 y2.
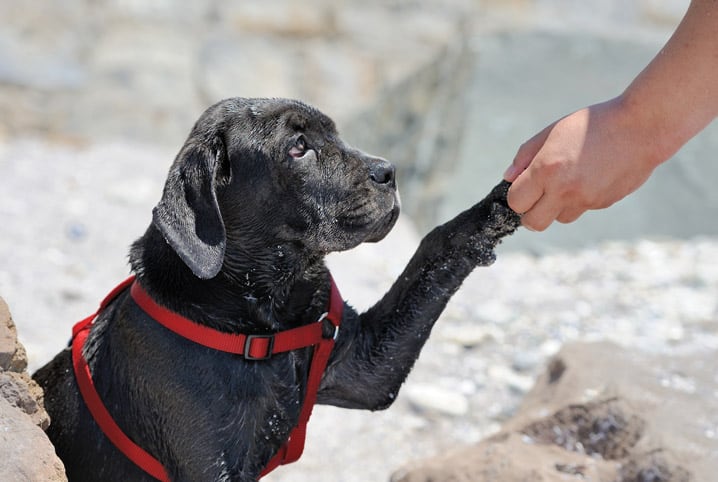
612 91 679 171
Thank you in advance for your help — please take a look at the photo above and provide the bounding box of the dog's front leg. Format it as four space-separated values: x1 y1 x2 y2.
319 181 520 410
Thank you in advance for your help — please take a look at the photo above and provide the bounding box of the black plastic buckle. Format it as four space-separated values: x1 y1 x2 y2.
244 335 275 361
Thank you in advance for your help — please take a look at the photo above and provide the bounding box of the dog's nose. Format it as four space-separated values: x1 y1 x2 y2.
369 159 396 186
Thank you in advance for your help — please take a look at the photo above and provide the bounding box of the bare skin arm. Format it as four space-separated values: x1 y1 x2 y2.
504 0 718 231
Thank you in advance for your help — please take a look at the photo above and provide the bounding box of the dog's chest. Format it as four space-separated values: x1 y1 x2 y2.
175 349 310 463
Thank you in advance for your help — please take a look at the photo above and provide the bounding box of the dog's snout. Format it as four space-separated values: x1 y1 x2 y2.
369 159 396 186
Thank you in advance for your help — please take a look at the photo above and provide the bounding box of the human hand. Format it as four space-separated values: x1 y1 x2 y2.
503 0 718 232
503 97 661 231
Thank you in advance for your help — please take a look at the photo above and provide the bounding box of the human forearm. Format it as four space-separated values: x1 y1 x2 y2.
620 0 718 164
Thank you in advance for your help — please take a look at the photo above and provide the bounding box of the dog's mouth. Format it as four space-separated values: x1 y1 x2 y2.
364 203 400 243
346 190 400 243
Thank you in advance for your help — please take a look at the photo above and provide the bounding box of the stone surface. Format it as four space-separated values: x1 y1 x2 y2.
394 430 619 482
0 396 67 482
404 383 470 417
0 0 474 145
0 297 18 370
0 371 48 430
393 341 717 482
0 0 689 147
0 296 66 481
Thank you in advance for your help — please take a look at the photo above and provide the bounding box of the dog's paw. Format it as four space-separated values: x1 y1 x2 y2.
486 179 513 203
463 182 521 266
422 180 521 267
483 193 522 240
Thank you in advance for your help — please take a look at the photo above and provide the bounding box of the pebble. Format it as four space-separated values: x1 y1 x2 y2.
439 324 503 348
487 365 534 394
404 383 470 417
65 222 88 242
511 351 541 373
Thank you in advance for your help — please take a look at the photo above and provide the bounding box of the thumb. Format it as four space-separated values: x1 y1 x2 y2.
504 123 554 181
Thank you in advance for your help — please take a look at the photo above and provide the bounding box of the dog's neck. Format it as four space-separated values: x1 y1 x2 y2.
128 224 330 333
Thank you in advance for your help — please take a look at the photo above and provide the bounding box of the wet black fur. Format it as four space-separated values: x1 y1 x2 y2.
33 98 520 481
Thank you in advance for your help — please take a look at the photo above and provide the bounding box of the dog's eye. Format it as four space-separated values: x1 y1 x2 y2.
289 136 308 159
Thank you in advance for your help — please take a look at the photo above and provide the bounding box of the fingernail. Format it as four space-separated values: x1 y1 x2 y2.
503 164 518 180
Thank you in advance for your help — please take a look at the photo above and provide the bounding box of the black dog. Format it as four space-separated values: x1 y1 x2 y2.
34 98 520 481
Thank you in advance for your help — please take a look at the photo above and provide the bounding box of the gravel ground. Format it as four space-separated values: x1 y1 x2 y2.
1 140 717 481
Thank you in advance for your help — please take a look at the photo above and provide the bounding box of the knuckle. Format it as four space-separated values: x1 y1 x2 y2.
556 210 582 224
521 213 551 232
506 188 529 214
557 177 596 209
534 158 563 178
506 190 521 212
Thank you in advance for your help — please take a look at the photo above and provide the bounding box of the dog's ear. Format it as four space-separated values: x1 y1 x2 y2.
152 139 228 279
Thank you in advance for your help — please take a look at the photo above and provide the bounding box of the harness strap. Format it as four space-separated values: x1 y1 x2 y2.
72 275 343 481
72 319 171 482
260 278 344 476
71 276 170 482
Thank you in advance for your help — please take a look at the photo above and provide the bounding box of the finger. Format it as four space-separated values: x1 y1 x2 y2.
506 165 544 215
519 193 562 232
556 207 586 224
503 123 554 181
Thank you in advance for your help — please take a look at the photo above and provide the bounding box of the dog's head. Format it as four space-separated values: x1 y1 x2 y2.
152 98 400 279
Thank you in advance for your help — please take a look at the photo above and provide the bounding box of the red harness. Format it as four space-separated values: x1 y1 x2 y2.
71 275 343 481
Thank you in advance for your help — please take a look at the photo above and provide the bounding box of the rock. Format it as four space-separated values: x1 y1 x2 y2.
404 383 470 417
0 0 475 145
0 371 48 429
218 0 334 37
198 34 297 103
440 324 504 348
487 365 534 394
0 298 17 370
0 296 66 481
393 341 717 482
0 297 26 373
392 431 618 482
0 397 66 482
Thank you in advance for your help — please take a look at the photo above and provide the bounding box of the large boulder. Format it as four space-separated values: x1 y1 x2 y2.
0 296 66 481
393 341 716 482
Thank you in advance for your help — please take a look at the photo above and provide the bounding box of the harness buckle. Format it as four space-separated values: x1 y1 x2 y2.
317 312 339 341
244 335 275 360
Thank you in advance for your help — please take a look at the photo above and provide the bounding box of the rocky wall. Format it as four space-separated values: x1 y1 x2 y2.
0 296 66 481
0 0 473 146
0 1 687 147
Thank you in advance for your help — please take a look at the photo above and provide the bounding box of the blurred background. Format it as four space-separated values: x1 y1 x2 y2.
1 1 716 481
2 0 716 247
